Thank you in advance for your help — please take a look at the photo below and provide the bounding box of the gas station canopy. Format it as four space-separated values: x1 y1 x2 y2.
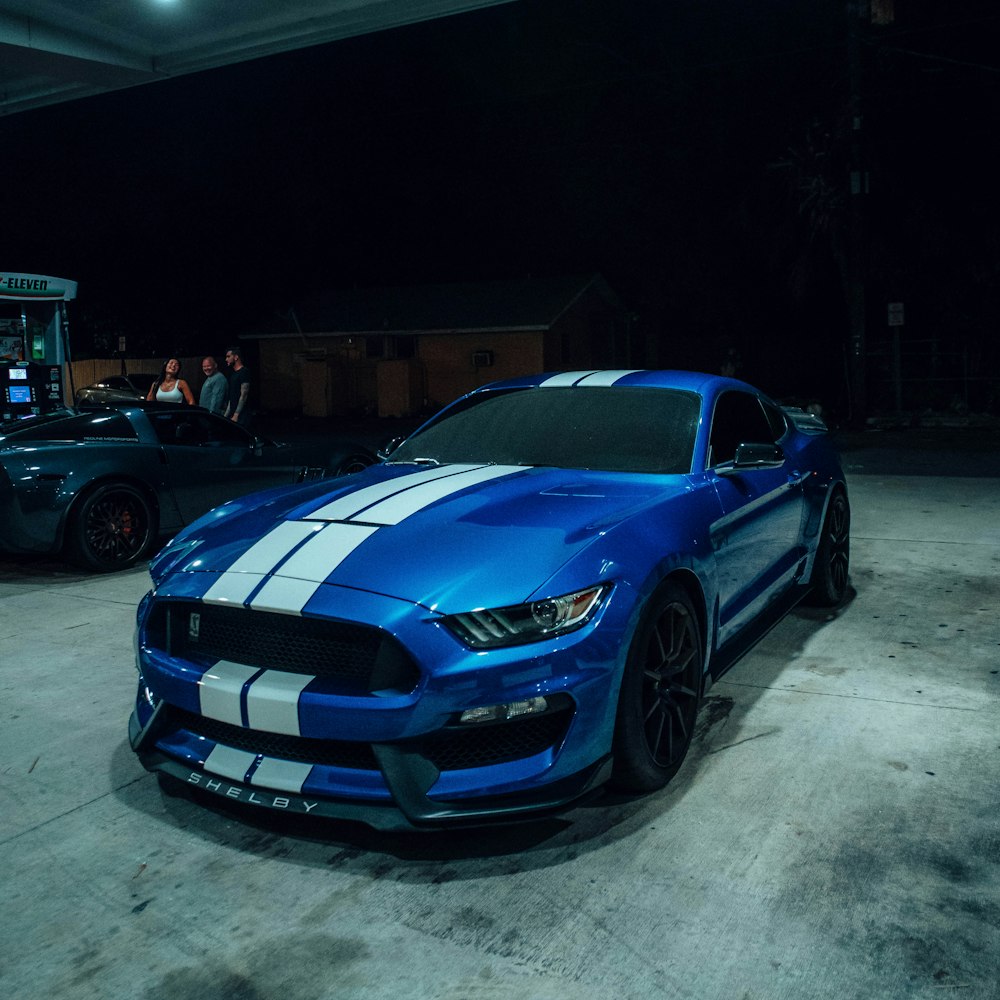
0 0 516 117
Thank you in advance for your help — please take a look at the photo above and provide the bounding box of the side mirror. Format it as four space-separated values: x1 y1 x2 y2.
719 442 784 474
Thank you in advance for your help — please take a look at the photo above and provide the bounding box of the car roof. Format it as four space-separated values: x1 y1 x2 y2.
473 369 764 397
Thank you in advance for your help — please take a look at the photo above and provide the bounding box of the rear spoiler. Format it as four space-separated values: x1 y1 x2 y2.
781 406 828 435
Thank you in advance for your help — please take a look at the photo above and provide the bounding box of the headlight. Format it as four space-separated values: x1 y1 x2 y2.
442 584 609 648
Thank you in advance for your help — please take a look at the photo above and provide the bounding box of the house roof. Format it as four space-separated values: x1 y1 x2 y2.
248 274 624 338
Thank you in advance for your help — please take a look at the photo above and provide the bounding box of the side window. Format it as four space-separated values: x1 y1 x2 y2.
151 411 252 447
708 391 778 467
200 412 253 446
761 399 787 441
150 412 198 446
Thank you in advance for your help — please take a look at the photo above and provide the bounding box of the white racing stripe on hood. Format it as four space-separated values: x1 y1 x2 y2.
357 464 523 525
249 522 379 614
273 522 379 579
200 463 523 620
201 520 323 606
202 522 376 609
305 464 487 522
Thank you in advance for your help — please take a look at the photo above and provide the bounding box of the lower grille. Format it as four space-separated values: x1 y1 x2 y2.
146 601 420 695
172 707 380 770
165 704 573 775
418 708 573 770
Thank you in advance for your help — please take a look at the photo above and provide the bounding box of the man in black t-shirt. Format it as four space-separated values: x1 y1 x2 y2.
223 346 252 427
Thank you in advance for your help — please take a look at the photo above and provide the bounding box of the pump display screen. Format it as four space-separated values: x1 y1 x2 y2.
8 367 27 380
7 386 31 404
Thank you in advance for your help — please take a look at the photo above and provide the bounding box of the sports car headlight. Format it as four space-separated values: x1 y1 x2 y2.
443 584 609 648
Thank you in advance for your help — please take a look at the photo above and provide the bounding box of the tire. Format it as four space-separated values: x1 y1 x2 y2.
611 581 703 793
66 483 157 572
806 489 850 607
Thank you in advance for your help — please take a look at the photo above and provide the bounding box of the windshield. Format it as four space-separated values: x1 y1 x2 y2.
392 386 700 474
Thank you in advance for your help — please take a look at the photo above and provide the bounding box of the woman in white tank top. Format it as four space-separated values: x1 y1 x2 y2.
147 358 195 405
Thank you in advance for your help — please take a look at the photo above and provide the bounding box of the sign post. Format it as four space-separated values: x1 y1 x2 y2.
888 302 904 412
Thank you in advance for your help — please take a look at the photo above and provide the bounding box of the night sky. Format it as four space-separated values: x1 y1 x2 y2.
3 0 998 413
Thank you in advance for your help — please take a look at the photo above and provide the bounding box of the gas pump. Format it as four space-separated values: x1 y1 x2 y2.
0 272 77 419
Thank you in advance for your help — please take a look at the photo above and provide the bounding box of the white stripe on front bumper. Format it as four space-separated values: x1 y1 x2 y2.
198 660 258 726
245 669 313 735
250 757 313 794
203 743 257 782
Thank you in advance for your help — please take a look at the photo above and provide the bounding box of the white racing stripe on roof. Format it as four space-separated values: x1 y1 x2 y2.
198 660 258 726
305 464 485 522
250 757 313 794
204 743 257 783
358 464 523 525
539 371 600 387
574 369 642 386
245 670 312 736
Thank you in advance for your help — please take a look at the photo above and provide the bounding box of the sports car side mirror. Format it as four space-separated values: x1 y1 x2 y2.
719 442 784 474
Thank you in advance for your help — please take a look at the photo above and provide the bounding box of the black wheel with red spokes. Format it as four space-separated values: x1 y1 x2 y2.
67 483 156 572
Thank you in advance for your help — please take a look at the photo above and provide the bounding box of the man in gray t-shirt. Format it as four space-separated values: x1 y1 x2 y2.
199 357 227 415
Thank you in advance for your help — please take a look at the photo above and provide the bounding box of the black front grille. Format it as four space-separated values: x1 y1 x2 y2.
147 601 419 695
166 704 573 776
418 708 573 771
171 707 380 771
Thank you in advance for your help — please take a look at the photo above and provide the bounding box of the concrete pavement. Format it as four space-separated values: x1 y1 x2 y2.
1 443 998 1000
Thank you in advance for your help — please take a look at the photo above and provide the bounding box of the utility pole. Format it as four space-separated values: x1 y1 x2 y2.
846 0 868 427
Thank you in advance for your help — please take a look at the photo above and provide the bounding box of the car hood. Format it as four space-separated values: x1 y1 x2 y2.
155 462 688 612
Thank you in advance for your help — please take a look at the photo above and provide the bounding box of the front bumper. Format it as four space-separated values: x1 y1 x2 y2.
130 575 631 828
130 707 612 830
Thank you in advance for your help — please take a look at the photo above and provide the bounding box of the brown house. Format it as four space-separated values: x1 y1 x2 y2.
244 274 634 418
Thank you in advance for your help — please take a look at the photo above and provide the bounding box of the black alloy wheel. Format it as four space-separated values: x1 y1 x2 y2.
611 581 703 793
806 490 850 607
67 483 156 572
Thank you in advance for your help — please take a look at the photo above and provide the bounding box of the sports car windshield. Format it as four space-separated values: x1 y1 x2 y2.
392 386 700 474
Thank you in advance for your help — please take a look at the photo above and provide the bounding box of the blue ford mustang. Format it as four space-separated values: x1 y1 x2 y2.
130 370 850 829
